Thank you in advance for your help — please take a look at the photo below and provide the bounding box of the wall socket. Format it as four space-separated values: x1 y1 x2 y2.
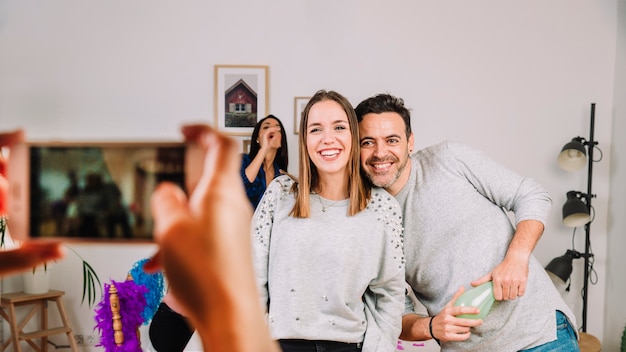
74 334 84 345
75 334 97 345
86 335 96 345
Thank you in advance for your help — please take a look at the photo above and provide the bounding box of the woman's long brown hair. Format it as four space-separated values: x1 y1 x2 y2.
290 90 371 218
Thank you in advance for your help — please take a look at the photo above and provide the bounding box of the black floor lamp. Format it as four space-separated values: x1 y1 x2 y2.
545 102 599 333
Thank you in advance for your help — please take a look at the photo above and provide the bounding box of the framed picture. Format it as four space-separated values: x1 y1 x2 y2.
293 96 311 134
231 136 252 154
214 65 269 136
243 139 252 154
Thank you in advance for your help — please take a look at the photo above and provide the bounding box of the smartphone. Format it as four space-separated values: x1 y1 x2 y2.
7 141 204 242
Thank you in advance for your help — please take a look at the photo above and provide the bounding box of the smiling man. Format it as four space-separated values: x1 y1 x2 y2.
355 94 580 352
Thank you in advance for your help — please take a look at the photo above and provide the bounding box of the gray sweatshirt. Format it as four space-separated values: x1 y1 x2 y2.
398 141 576 352
252 175 405 352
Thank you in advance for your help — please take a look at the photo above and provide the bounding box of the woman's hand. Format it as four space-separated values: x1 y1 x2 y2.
0 242 63 276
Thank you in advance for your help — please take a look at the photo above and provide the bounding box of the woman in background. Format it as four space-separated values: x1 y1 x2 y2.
241 114 289 209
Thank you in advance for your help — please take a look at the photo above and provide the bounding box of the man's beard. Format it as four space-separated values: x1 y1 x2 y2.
364 155 408 189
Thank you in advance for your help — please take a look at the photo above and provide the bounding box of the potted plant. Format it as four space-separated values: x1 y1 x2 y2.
22 262 49 294
1 215 102 307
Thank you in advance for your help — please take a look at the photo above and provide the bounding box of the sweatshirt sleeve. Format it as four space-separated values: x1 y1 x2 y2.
362 193 406 352
250 177 282 311
445 141 552 226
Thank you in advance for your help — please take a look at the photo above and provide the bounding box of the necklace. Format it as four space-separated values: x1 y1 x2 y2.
315 194 345 212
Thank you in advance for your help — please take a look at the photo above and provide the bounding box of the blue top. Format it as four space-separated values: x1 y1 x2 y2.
240 153 282 209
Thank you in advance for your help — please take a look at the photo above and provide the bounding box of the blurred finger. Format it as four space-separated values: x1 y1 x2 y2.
189 127 242 212
0 242 64 276
143 250 163 273
0 153 6 177
151 182 189 241
0 176 8 215
181 124 210 144
0 130 25 148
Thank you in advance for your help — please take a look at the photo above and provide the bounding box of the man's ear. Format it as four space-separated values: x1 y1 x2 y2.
408 132 415 154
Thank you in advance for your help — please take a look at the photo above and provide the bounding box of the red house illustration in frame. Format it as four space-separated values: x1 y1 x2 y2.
224 78 258 127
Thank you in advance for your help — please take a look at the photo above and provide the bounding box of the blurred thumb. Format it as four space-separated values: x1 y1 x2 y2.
151 182 189 239
143 250 163 273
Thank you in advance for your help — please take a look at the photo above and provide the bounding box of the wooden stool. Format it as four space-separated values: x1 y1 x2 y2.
0 290 78 352
579 332 601 352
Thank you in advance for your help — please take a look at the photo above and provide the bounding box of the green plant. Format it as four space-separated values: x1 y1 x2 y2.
0 216 6 248
621 323 626 352
0 216 101 307
65 245 102 307
31 262 47 274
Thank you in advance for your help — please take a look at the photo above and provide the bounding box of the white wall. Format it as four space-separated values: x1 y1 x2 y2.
0 1 621 350
604 0 626 350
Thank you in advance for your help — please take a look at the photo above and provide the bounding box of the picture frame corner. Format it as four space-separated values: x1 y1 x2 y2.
293 96 311 135
213 64 270 136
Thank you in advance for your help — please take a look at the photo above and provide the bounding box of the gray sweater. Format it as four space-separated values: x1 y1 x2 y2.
252 175 405 351
397 141 576 352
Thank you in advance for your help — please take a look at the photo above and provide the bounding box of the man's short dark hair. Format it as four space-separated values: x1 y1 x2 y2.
354 93 412 139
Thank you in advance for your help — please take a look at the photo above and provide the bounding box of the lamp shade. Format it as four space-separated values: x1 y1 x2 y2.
558 138 587 171
545 249 581 284
562 191 591 227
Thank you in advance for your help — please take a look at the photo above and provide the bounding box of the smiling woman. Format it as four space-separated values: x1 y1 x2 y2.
305 99 352 178
250 90 406 352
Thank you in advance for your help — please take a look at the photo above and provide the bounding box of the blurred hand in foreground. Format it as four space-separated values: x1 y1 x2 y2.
0 129 63 277
144 125 279 352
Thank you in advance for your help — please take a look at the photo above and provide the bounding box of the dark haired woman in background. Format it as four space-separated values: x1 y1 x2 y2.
241 114 289 209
